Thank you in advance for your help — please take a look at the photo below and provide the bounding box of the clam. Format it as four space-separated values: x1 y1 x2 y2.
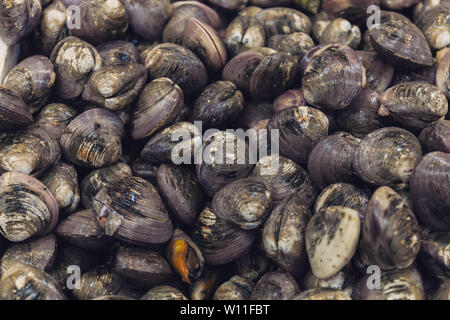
250 271 300 300
224 15 266 57
32 103 78 141
36 1 68 56
141 286 188 300
2 55 55 114
41 162 80 216
141 43 208 95
250 154 317 206
82 63 147 111
353 127 423 189
92 176 174 246
56 209 112 251
306 206 361 279
436 48 450 99
314 183 370 219
267 32 315 62
191 206 256 265
0 86 33 131
379 82 448 131
130 158 158 184
235 249 273 281
307 132 361 189
60 109 124 168
131 78 184 140
357 51 394 91
80 162 132 209
267 106 329 165
50 37 102 99
302 266 353 297
212 178 272 230
419 229 450 280
262 193 311 276
419 119 450 153
68 0 128 45
0 265 65 300
319 18 361 49
322 0 381 22
255 7 311 38
190 81 244 128
157 164 204 226
273 89 306 113
410 152 450 231
166 229 204 285
191 269 224 300
301 44 364 110
213 275 254 300
97 40 140 66
416 3 450 50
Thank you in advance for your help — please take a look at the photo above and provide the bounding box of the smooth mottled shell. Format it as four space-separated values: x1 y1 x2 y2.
306 206 361 279
353 267 424 300
380 81 448 130
314 183 370 220
301 44 364 110
369 13 433 68
2 55 55 114
92 176 173 246
80 162 132 209
361 186 420 270
262 194 311 276
36 0 68 56
191 206 256 266
255 7 311 38
410 152 450 231
212 178 272 230
353 127 423 189
293 289 351 300
32 103 78 141
141 285 188 300
251 154 317 206
190 81 244 128
307 132 361 189
319 18 361 49
0 86 33 131
213 275 254 300
131 78 184 140
60 109 124 168
157 164 204 226
0 172 59 242
416 3 450 50
357 51 394 91
82 63 147 111
113 247 173 288
56 209 112 251
419 119 450 153
0 264 65 300
97 40 140 65
0 234 57 277
142 43 208 95
250 271 300 300
50 37 102 99
267 106 329 165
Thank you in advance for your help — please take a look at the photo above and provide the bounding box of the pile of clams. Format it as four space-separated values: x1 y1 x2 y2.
0 0 448 301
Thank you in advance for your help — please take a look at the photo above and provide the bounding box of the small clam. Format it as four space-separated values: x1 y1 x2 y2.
212 178 272 230
0 86 33 131
0 265 65 300
130 158 158 184
307 132 361 189
410 152 450 231
166 229 204 284
183 18 227 73
353 127 423 189
0 234 57 277
157 164 204 226
190 81 244 128
273 89 306 112
191 206 256 265
306 206 360 279
131 78 184 140
191 269 223 300
82 63 147 111
419 229 450 280
419 119 450 153
267 32 315 62
68 0 128 45
92 176 174 246
36 1 68 56
61 109 124 168
250 271 300 300
2 55 55 114
97 40 140 66
141 286 188 300
353 267 424 300
255 7 311 38
267 106 329 165
250 154 317 206
416 3 450 51
113 246 173 288
50 37 102 99
235 249 273 281
314 183 370 220
224 15 266 57
41 162 80 216
361 186 420 270
379 82 448 131
319 18 361 49
142 43 208 95
32 103 78 141
322 0 381 22
262 193 312 276
56 209 112 251
213 275 254 300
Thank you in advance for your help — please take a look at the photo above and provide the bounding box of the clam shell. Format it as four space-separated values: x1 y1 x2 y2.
97 40 140 66
0 86 33 131
419 119 450 153
32 103 78 141
224 15 265 57
357 51 394 91
141 286 188 300
213 275 254 300
250 271 300 300
436 48 450 99
255 7 311 38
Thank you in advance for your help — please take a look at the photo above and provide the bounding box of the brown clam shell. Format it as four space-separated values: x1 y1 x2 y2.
213 275 254 300
357 51 394 91
255 7 311 38
224 15 266 57
250 271 300 300
97 40 141 66
419 119 450 153
32 103 78 141
273 89 306 113
0 86 33 131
